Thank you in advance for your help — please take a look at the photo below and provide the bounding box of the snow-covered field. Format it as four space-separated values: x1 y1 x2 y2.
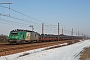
0 39 90 60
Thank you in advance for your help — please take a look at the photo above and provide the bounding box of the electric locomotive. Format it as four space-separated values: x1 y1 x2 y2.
8 29 40 44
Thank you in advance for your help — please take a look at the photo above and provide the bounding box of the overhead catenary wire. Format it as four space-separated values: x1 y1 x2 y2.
1 6 58 33
0 17 41 31
0 14 53 34
0 18 41 30
0 6 47 24
0 6 54 28
0 5 59 28
0 6 41 29
0 18 28 26
0 13 41 26
0 5 82 35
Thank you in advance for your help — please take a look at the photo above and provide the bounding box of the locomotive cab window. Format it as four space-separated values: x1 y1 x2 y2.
11 32 18 36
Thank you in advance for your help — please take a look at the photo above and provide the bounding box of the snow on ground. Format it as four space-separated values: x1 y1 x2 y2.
0 39 90 60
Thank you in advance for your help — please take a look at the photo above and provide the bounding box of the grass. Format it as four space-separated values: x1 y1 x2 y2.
80 47 90 60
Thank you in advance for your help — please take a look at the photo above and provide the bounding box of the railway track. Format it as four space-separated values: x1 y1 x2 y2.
0 40 80 56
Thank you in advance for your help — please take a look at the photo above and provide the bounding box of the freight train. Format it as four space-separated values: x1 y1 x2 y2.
8 29 83 44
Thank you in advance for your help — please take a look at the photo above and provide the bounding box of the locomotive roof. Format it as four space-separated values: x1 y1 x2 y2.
11 29 40 34
11 29 32 32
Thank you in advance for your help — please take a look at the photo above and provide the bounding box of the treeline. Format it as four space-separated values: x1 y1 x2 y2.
0 34 8 43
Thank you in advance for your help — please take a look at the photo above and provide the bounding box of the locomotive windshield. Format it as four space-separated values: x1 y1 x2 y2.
11 31 18 36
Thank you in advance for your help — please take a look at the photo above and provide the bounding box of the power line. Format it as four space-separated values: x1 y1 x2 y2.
0 18 28 26
0 13 41 25
0 5 61 28
0 2 12 4
0 6 61 32
0 18 41 31
0 12 42 28
0 5 83 35
0 6 46 24
0 13 58 33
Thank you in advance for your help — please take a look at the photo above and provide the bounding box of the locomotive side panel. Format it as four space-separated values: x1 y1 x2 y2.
30 32 39 42
25 32 31 41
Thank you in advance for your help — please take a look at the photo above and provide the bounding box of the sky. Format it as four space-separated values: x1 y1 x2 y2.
0 0 90 36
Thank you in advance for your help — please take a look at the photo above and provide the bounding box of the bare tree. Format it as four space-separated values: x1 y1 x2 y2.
0 34 8 43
